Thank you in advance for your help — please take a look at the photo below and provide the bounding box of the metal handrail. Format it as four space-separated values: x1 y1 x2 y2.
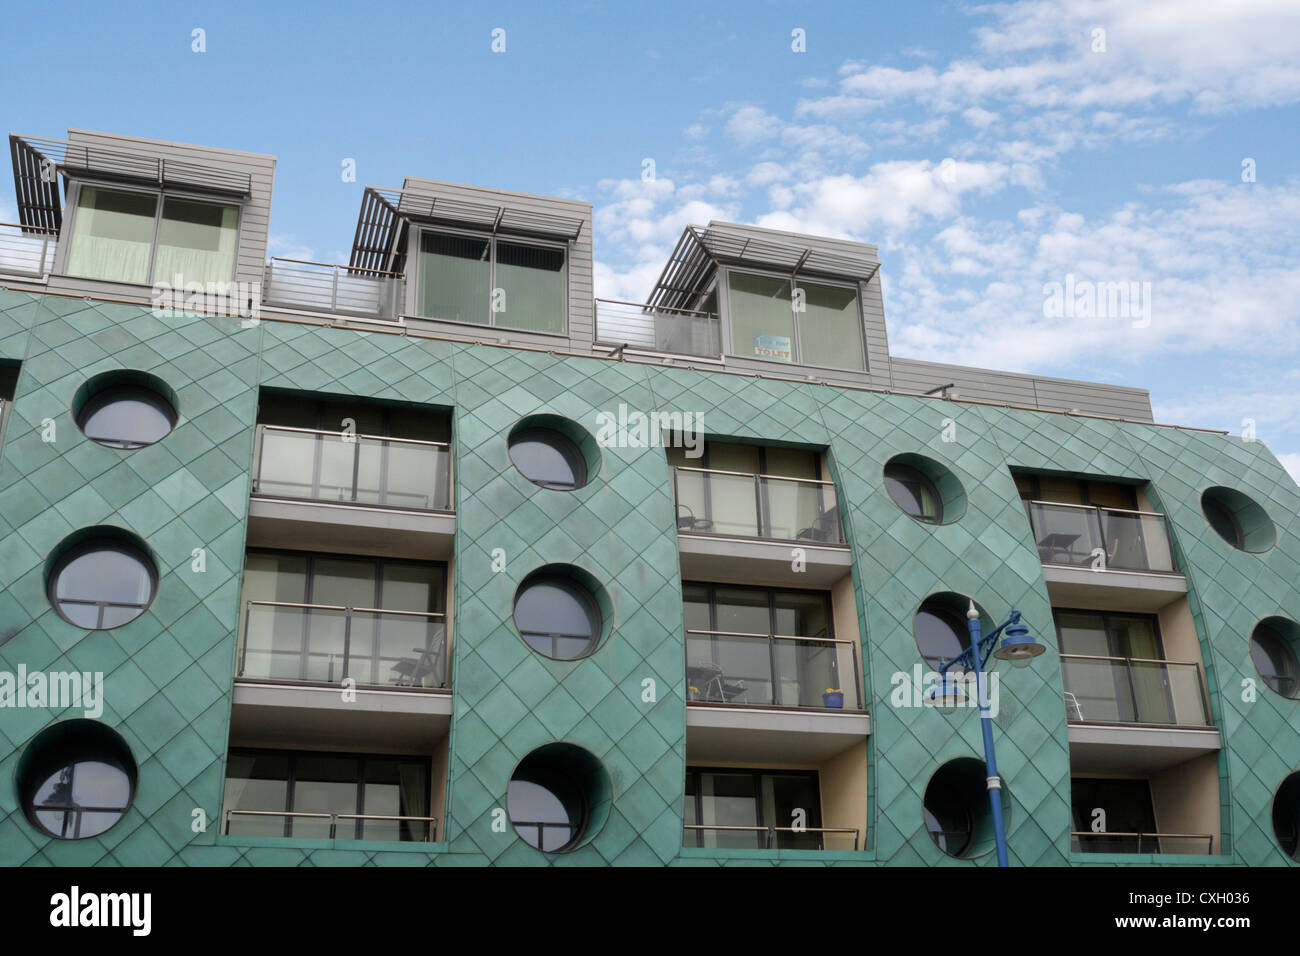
0 221 58 233
685 824 861 850
595 296 718 318
247 599 346 612
675 465 836 487
1070 830 1212 839
1059 652 1201 667
683 824 768 832
1028 499 1167 519
258 423 450 448
225 809 438 841
686 627 853 645
246 599 444 619
270 256 403 278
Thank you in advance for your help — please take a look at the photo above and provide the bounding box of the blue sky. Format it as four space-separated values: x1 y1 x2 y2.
4 0 1299 480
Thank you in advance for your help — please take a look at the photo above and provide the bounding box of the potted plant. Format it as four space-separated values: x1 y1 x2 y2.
822 687 844 709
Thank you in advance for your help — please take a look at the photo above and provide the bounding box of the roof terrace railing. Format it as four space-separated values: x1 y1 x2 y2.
264 257 404 320
594 298 721 358
0 222 57 276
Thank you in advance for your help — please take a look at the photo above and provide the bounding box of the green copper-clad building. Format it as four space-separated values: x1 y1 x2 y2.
1 128 1298 867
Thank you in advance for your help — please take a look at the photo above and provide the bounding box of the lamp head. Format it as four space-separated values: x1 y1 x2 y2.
993 616 1045 667
925 672 968 713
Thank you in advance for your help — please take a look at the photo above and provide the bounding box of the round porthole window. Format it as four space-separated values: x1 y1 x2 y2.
46 528 158 630
923 757 1011 859
507 415 599 491
512 566 609 661
72 371 178 449
1251 617 1300 699
1273 773 1300 861
1200 486 1275 553
17 720 137 840
508 743 611 852
883 453 966 526
913 592 992 672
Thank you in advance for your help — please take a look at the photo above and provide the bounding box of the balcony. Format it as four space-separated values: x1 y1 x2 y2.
675 466 843 542
238 601 446 689
1070 831 1213 855
253 424 451 510
595 298 721 359
248 425 454 558
686 628 862 711
674 466 848 585
1027 500 1176 573
0 222 57 277
225 809 437 842
683 824 860 851
263 258 403 321
1062 654 1210 727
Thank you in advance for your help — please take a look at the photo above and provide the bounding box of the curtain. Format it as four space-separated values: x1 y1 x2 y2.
153 201 239 285
495 241 565 333
397 762 429 840
65 185 156 284
1115 617 1171 723
419 233 489 323
799 280 865 370
728 271 794 361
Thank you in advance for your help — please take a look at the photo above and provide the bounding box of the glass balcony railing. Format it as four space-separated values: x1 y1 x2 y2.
594 298 721 358
224 809 437 842
683 825 860 850
238 601 447 689
264 258 404 319
0 222 58 277
1026 500 1177 573
252 424 452 511
1061 654 1211 727
686 629 863 711
673 466 844 543
1071 832 1214 854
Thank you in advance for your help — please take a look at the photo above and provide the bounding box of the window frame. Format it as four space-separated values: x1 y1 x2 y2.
684 766 823 849
507 426 588 490
718 265 868 372
884 461 944 524
223 747 433 841
76 382 178 449
47 537 159 630
410 224 569 335
512 572 603 660
57 179 244 287
684 581 837 708
238 548 449 684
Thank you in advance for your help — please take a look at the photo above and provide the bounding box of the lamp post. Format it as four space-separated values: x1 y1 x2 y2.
927 601 1045 867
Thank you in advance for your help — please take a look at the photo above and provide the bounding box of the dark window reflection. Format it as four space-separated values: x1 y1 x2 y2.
78 385 176 449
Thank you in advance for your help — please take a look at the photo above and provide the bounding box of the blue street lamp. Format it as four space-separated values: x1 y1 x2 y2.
925 601 1045 867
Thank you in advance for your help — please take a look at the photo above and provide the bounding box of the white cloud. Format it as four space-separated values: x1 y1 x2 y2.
963 107 999 128
268 235 315 261
754 159 1011 238
885 180 1300 372
809 0 1300 118
725 106 782 144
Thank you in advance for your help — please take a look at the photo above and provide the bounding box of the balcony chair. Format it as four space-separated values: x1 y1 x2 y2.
719 677 748 703
796 506 840 543
677 504 714 532
390 637 446 688
1064 691 1084 721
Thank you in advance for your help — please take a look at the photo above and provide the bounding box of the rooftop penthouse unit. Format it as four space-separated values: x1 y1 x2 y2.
6 128 1152 422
